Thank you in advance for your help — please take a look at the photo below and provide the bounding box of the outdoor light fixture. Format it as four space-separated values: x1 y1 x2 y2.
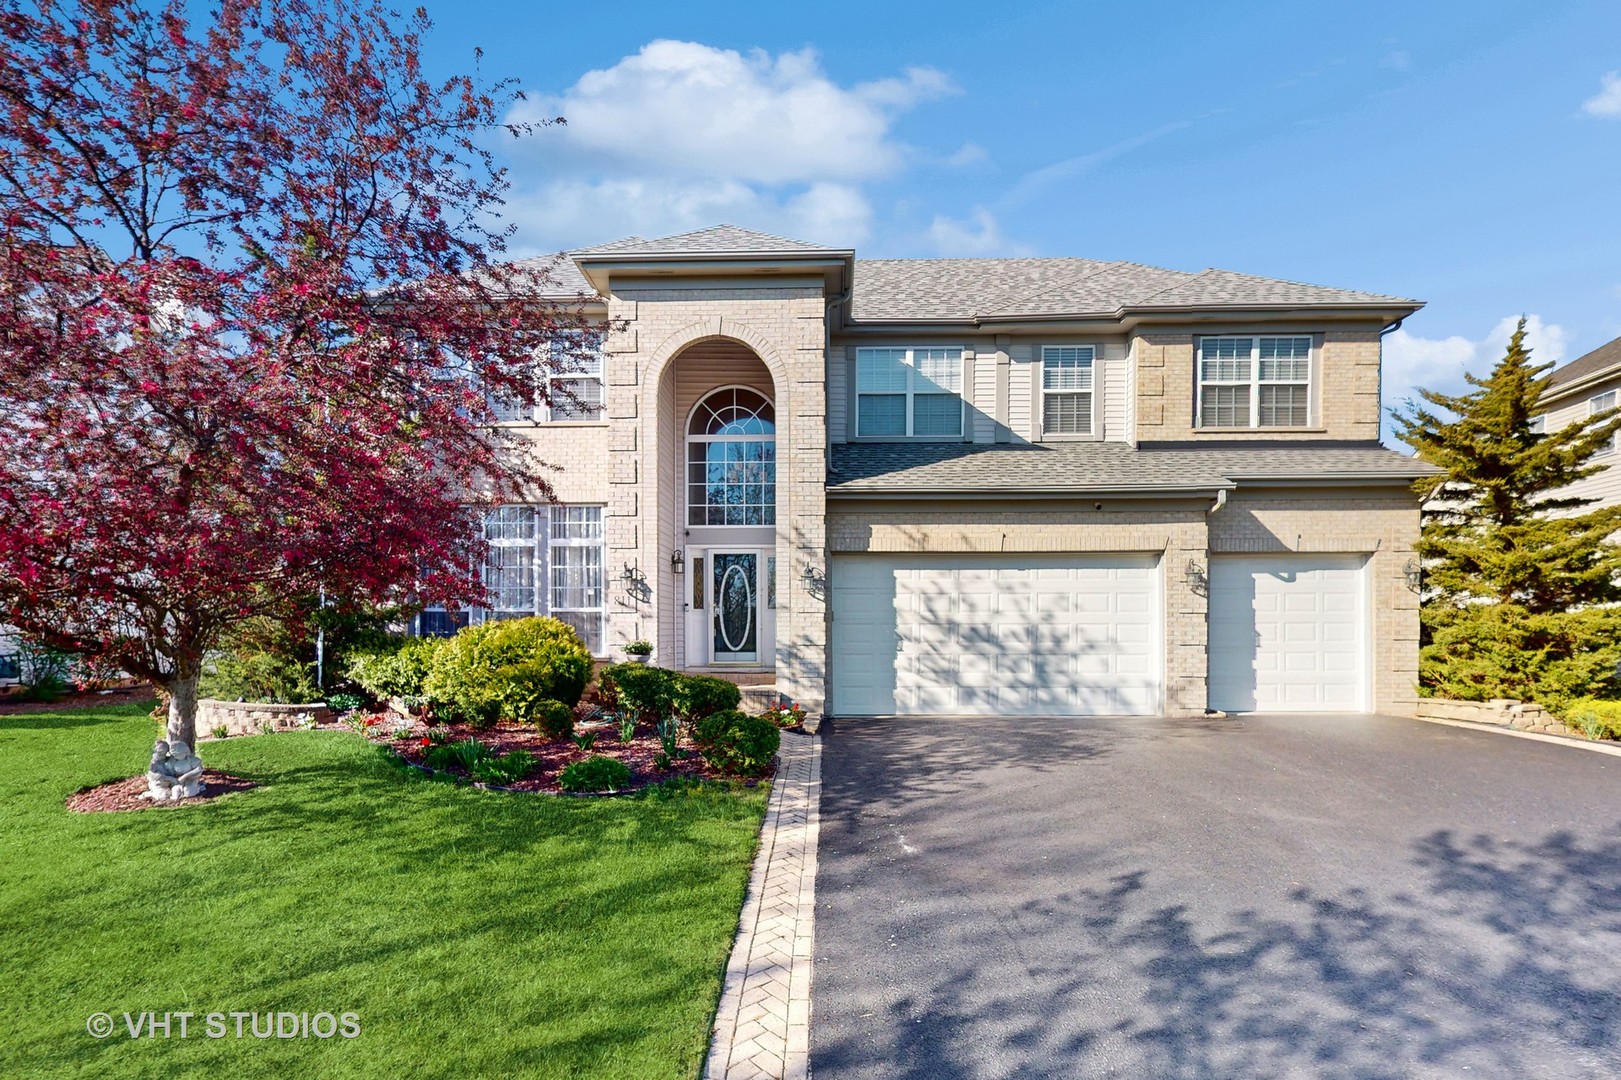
1184 559 1208 596
1403 559 1423 593
802 563 827 599
671 548 684 575
620 562 646 588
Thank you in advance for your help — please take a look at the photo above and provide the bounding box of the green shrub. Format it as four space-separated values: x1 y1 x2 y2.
1422 603 1621 713
424 618 592 728
693 708 750 750
559 755 632 793
1560 698 1621 740
531 699 575 741
674 675 741 723
200 617 322 704
471 749 538 785
14 641 73 702
345 637 440 702
699 714 780 778
600 663 680 722
423 737 489 773
326 691 365 714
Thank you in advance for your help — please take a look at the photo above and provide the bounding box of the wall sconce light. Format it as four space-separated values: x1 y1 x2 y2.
801 563 827 600
1184 559 1208 596
670 548 684 575
1403 559 1423 593
620 562 647 588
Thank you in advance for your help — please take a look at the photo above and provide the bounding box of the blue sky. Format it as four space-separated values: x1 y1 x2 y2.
419 0 1621 437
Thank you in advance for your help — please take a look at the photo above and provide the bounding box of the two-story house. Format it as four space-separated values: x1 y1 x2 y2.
428 225 1432 720
1534 334 1621 506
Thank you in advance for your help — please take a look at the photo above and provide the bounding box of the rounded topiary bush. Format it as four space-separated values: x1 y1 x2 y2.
423 618 592 728
531 698 575 741
693 708 749 749
559 754 632 793
697 712 780 778
675 674 741 723
601 662 681 721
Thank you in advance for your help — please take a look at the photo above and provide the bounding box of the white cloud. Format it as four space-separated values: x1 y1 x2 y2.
1383 314 1568 439
923 208 1031 257
1582 71 1621 117
944 141 989 167
502 40 956 250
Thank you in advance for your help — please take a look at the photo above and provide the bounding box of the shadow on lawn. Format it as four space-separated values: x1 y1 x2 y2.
815 827 1621 1080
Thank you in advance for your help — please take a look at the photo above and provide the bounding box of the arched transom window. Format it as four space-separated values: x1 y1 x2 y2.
687 387 776 526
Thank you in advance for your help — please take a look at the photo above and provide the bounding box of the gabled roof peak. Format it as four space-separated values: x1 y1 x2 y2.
575 224 849 257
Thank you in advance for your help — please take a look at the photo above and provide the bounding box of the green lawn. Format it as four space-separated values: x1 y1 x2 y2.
0 705 767 1079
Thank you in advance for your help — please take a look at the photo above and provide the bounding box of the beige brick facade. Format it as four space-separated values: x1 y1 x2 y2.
1133 326 1384 442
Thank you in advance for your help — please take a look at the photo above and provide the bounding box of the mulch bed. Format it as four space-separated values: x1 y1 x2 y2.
66 770 257 813
0 685 156 716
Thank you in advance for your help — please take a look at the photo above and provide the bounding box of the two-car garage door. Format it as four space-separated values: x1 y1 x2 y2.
829 554 1161 716
829 551 1370 717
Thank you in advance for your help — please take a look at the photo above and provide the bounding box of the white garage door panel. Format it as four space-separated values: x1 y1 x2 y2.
830 554 1162 717
1208 556 1368 713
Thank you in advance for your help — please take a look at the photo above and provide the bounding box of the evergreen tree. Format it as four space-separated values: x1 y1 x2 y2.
1392 318 1621 706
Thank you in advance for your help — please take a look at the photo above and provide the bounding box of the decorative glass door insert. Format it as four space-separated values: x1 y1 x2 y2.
712 552 759 662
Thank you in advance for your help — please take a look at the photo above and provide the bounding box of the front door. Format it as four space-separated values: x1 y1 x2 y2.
684 548 774 667
711 552 760 663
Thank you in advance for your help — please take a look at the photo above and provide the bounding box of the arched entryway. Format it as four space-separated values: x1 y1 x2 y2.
656 338 780 670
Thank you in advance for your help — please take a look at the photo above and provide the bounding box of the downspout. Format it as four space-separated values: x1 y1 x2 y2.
1208 488 1228 515
1379 317 1407 444
824 271 853 478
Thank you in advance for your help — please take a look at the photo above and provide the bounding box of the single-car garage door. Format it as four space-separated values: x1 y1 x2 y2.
1208 555 1369 713
829 553 1162 716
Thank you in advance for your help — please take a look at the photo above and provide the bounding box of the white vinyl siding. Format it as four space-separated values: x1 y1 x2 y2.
1040 346 1096 437
856 346 965 438
416 505 607 654
1197 335 1313 429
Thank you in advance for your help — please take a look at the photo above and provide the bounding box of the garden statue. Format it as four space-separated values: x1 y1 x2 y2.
143 739 205 801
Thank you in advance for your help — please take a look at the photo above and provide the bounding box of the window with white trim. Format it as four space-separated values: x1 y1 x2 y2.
416 505 607 653
855 347 965 437
687 387 776 526
1590 391 1617 455
1041 346 1095 436
489 331 605 423
1197 336 1313 428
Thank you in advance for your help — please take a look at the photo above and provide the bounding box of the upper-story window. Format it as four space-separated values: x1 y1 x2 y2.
1197 335 1313 429
490 331 605 423
1590 391 1617 455
1041 346 1095 437
1528 414 1546 435
856 347 964 438
688 387 776 526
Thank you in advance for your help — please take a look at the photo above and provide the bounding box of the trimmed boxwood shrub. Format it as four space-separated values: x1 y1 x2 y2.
424 618 592 728
559 755 632 792
345 636 440 702
600 662 681 722
531 698 575 741
699 713 779 778
693 708 750 750
675 674 741 723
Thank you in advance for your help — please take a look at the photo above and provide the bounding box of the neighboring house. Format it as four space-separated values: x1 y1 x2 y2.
424 224 1434 719
1534 334 1621 506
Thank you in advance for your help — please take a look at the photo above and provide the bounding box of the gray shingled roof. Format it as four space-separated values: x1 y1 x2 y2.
828 441 1435 494
508 253 596 299
574 225 847 256
849 259 1416 321
1548 334 1621 392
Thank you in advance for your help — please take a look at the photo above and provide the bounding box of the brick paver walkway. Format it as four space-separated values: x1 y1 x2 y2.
704 729 822 1080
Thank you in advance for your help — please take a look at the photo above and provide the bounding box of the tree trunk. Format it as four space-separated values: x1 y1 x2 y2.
165 667 201 752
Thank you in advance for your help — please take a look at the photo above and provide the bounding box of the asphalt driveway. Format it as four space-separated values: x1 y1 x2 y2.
811 714 1621 1079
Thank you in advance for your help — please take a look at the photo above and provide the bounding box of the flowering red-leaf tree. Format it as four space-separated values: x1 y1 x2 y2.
0 0 585 783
